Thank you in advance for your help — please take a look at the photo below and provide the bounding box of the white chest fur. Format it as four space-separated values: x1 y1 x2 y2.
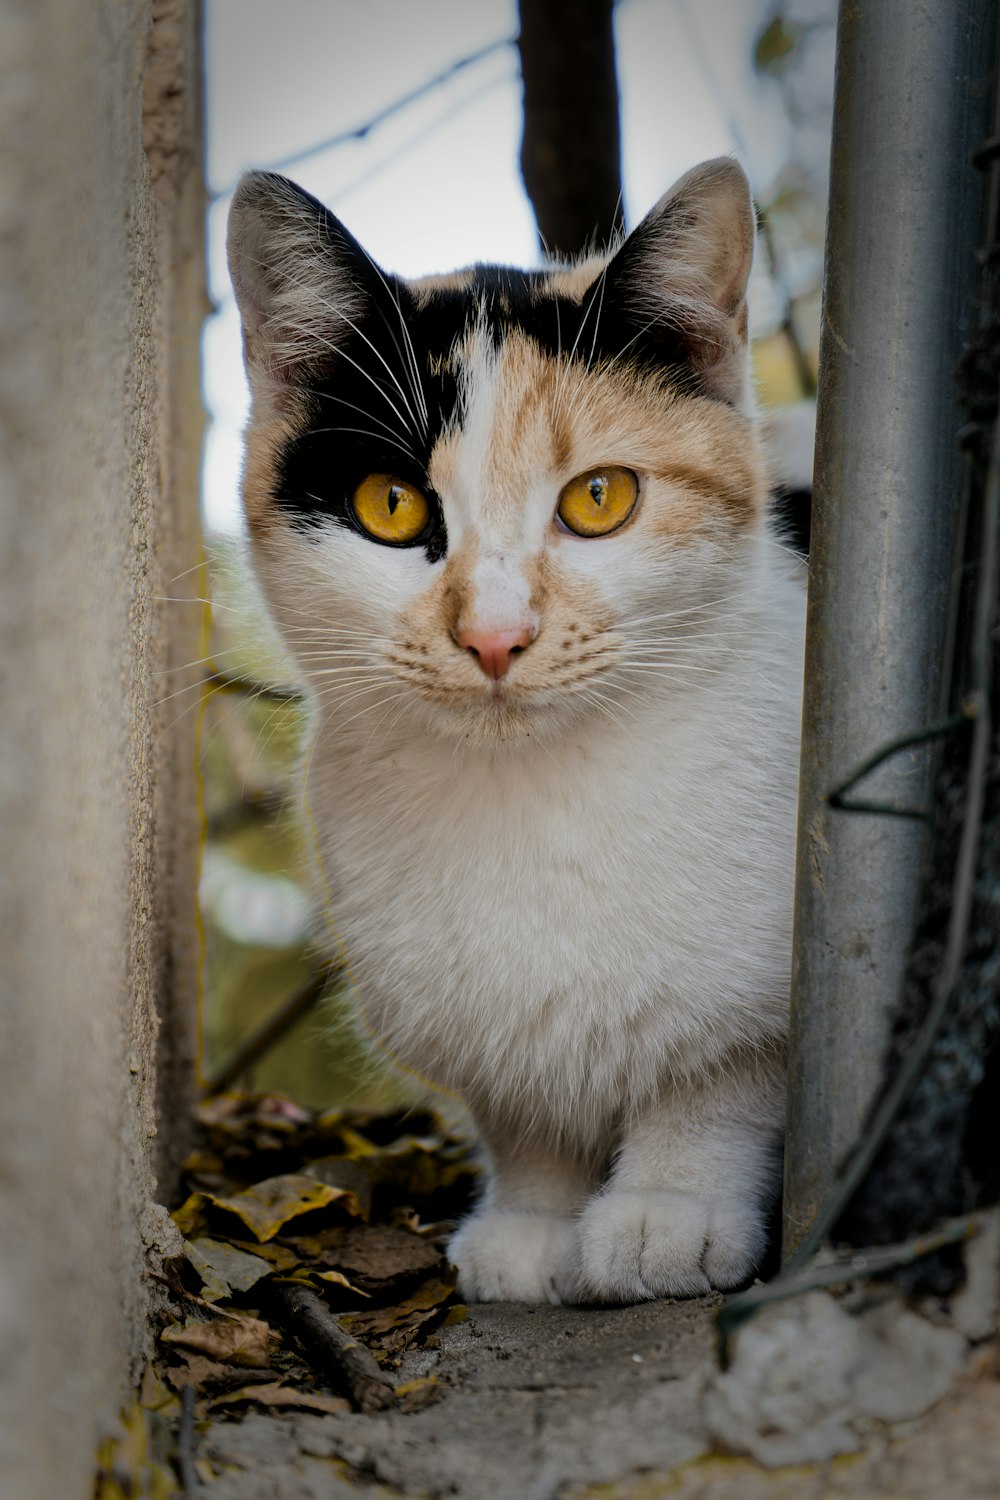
306 609 802 1148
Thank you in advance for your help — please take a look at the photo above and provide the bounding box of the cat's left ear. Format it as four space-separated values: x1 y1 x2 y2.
226 170 387 394
606 158 755 406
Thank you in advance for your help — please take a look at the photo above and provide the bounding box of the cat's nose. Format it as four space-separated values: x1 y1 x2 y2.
456 625 535 680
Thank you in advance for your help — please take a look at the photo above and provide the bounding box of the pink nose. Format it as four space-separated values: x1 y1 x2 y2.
456 625 535 680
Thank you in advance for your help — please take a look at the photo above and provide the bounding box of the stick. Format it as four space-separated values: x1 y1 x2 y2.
177 1385 201 1495
201 964 339 1097
267 1285 394 1414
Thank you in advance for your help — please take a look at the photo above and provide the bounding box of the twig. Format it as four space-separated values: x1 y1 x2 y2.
716 1213 981 1365
267 1284 395 1414
201 964 340 1097
147 1270 247 1317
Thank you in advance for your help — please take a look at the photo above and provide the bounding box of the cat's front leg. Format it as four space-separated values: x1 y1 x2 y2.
577 1064 783 1302
450 1139 596 1305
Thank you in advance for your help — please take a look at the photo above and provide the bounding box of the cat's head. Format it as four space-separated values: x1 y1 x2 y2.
227 159 767 745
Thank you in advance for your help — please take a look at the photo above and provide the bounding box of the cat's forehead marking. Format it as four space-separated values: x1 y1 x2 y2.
449 327 565 536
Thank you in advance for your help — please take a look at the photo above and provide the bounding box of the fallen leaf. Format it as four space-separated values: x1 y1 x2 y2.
163 1354 236 1391
209 1173 363 1241
172 1192 212 1240
203 1380 351 1416
160 1313 271 1368
183 1237 275 1301
138 1364 180 1414
280 1223 444 1294
273 1266 370 1299
220 1236 300 1271
340 1273 457 1354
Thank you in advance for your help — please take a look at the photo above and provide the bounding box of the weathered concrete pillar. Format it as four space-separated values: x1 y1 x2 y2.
0 4 204 1496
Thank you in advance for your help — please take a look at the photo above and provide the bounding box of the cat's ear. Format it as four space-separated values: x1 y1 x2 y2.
606 158 755 405
226 170 379 388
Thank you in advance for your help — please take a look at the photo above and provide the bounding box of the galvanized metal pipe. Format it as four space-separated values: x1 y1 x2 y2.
783 0 997 1257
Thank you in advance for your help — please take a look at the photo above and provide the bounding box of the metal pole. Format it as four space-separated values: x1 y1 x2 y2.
783 0 997 1257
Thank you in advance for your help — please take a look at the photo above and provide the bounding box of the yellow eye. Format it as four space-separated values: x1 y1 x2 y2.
557 466 639 537
351 473 431 544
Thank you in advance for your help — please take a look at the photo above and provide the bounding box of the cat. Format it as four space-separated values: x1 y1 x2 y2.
226 158 805 1304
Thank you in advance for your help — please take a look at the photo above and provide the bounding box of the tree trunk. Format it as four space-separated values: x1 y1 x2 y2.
517 0 623 258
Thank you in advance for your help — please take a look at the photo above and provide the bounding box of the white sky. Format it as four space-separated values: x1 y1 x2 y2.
204 0 791 533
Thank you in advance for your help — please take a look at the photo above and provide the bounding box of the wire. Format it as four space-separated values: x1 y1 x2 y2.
213 37 514 199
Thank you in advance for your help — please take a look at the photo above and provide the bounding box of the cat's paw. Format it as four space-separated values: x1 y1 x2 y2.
450 1209 577 1304
576 1188 766 1302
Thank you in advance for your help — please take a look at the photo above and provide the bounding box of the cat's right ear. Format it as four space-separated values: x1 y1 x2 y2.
227 171 372 389
604 158 756 407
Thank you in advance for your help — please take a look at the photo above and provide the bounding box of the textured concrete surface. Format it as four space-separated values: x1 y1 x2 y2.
199 1299 718 1500
191 1297 1000 1500
0 4 203 1497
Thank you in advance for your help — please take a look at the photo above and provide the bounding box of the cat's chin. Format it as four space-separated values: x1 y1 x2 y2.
416 686 588 746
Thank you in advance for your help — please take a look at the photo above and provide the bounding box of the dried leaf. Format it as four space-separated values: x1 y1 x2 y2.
281 1223 444 1293
160 1313 271 1368
172 1192 212 1240
163 1354 233 1391
138 1364 180 1414
221 1236 300 1270
183 1237 275 1301
314 1269 370 1295
203 1379 351 1416
340 1273 457 1353
273 1266 370 1299
209 1173 362 1241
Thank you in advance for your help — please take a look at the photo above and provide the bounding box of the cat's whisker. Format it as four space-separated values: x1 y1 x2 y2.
615 658 724 675
304 428 419 462
152 644 270 678
307 391 410 446
552 265 612 426
304 283 426 439
352 239 429 436
250 243 424 435
167 557 212 586
278 314 418 438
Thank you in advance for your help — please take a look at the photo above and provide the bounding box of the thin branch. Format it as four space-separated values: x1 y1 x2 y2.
267 1284 395 1413
201 965 340 1097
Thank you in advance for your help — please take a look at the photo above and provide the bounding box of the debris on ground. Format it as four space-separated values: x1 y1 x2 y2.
151 1094 477 1423
91 1097 999 1500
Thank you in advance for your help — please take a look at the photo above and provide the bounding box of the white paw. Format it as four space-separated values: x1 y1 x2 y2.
577 1188 766 1303
450 1209 577 1304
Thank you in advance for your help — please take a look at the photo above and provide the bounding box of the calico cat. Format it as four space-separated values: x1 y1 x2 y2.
226 158 805 1303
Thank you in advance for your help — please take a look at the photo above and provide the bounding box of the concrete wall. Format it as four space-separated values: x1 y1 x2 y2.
0 3 204 1496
